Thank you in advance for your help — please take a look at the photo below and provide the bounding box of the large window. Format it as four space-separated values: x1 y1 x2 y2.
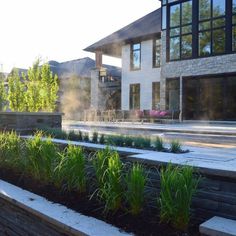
153 39 161 67
130 43 141 70
233 0 236 51
163 0 236 61
152 82 160 109
169 0 192 60
198 0 226 56
130 84 140 110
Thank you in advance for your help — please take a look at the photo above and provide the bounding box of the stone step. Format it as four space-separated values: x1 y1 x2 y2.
200 216 236 236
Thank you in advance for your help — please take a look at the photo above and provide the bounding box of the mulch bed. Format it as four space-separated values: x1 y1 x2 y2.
0 167 200 236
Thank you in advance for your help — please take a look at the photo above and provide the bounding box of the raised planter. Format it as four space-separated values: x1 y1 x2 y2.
0 112 62 132
0 180 131 236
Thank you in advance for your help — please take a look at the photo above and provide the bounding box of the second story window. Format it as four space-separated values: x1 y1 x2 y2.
153 39 161 67
169 0 193 60
198 0 226 56
130 43 141 70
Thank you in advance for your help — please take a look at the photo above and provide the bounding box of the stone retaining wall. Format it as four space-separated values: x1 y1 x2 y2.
0 197 71 236
132 162 236 223
0 112 62 132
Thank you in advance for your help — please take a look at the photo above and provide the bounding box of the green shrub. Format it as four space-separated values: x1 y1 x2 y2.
78 131 83 141
83 132 90 142
154 136 165 151
133 136 151 149
99 134 105 144
92 131 98 143
106 135 124 147
55 145 86 193
67 130 79 141
159 163 199 231
123 136 133 147
41 128 68 140
170 140 182 153
25 131 59 182
125 163 146 216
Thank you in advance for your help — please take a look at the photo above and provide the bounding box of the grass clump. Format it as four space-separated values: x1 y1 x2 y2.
93 148 123 213
55 145 86 193
83 132 90 142
170 140 182 153
92 131 98 143
154 136 165 151
133 136 151 149
159 163 199 231
99 134 105 144
0 131 22 169
125 163 146 216
25 131 59 182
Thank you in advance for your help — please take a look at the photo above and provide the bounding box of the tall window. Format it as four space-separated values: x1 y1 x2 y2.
169 0 192 60
130 43 141 70
233 0 236 51
152 82 160 109
198 0 226 56
153 39 161 67
130 84 140 110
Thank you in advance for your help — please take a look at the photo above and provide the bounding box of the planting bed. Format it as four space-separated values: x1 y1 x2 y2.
0 167 199 236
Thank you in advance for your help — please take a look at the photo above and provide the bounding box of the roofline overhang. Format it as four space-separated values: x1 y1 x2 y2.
84 32 161 57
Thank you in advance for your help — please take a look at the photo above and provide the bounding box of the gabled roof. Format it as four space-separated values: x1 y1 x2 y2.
84 8 161 57
49 57 121 78
10 58 121 80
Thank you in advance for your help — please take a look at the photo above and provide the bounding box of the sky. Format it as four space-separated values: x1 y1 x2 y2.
0 0 161 72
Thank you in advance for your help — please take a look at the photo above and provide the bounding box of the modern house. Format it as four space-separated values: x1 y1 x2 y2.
85 0 236 121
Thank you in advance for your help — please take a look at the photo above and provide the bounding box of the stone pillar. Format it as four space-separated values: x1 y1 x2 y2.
90 69 100 109
179 75 183 122
160 30 167 110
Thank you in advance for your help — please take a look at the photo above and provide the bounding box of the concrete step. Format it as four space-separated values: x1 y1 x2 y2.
199 216 236 236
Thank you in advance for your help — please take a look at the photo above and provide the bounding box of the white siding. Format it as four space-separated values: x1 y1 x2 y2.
121 39 161 110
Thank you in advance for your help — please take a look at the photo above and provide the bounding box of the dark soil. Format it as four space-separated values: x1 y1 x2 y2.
0 167 200 236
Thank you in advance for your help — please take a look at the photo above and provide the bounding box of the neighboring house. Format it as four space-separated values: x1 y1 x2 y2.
8 58 121 118
48 57 121 115
85 0 236 121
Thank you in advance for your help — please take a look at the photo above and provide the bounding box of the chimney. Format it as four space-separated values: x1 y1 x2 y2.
95 50 103 69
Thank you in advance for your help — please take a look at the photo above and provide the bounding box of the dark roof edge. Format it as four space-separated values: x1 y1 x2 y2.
84 8 161 53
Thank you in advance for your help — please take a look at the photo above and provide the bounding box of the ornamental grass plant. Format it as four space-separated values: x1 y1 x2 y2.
55 145 86 193
25 131 60 182
154 136 165 151
159 163 200 231
125 163 146 216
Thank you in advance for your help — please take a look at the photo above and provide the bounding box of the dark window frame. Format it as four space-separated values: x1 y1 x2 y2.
198 0 226 57
153 38 161 68
152 82 160 109
129 83 140 110
162 0 236 62
130 43 141 71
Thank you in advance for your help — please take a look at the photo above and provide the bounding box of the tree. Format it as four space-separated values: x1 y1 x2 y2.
40 63 59 112
8 69 25 111
25 60 41 112
0 73 7 111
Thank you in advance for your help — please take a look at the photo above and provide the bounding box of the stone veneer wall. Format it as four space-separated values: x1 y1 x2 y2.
0 112 62 132
160 30 236 110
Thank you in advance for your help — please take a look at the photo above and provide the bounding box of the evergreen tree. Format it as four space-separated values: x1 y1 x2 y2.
8 69 25 111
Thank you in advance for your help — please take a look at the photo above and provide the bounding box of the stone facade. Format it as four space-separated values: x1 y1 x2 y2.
160 30 236 112
121 40 161 110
